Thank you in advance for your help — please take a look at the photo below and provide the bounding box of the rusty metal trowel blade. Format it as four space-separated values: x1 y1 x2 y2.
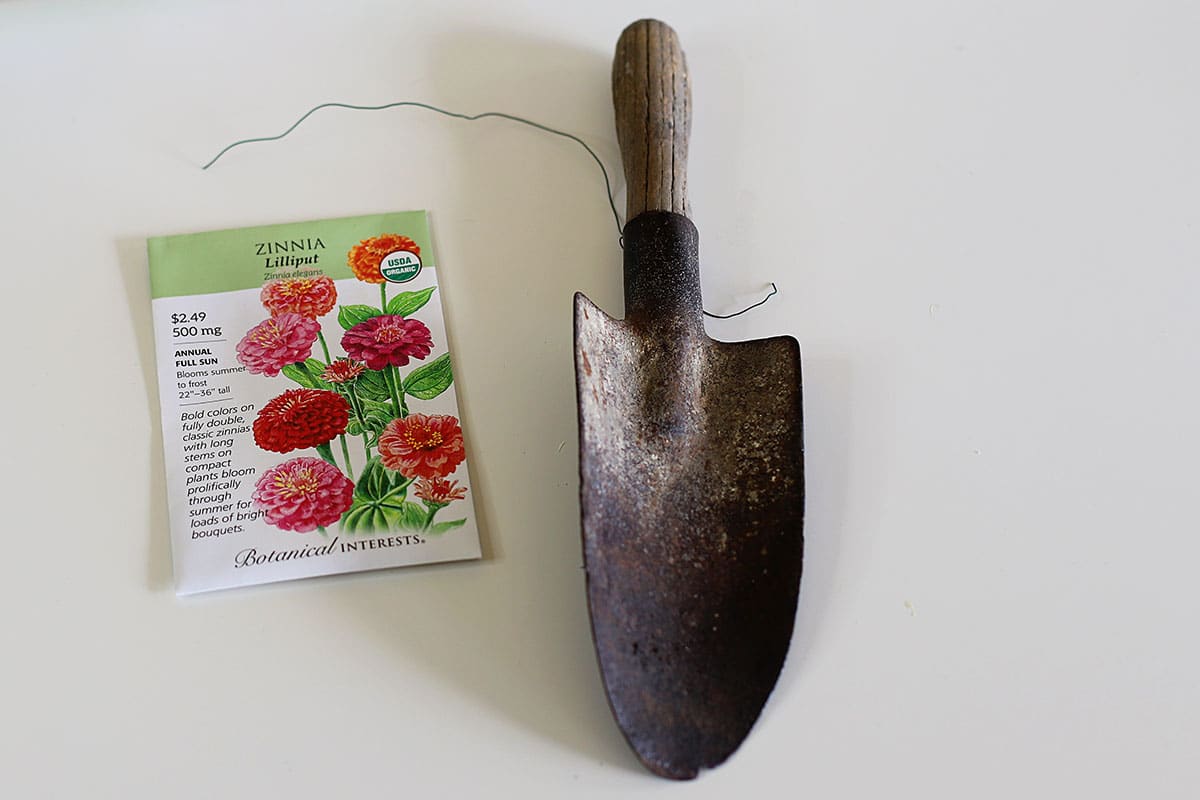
574 211 804 780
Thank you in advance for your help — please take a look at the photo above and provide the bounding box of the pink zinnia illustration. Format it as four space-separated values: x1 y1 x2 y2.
235 313 320 376
260 276 337 319
321 358 366 384
414 477 467 505
340 314 433 370
377 413 466 479
252 457 354 532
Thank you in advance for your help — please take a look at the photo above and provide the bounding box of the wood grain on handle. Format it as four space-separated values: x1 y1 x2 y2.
613 19 691 221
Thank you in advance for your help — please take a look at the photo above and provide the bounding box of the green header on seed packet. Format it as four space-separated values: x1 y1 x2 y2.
147 211 434 298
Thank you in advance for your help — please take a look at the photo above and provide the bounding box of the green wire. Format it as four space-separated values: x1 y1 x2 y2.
202 100 623 239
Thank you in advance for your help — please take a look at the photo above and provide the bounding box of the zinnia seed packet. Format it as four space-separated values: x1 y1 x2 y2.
148 211 482 594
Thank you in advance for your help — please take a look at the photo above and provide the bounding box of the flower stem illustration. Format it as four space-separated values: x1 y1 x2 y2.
344 382 372 459
384 367 406 418
338 434 355 481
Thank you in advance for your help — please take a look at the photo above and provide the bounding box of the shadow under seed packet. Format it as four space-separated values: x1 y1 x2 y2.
148 211 482 594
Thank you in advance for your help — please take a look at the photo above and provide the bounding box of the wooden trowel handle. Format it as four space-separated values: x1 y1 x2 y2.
613 19 691 222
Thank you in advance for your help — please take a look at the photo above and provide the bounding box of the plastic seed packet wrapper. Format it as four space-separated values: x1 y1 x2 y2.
148 211 481 594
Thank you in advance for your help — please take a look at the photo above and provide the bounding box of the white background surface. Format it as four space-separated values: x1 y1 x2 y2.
2 1 1197 797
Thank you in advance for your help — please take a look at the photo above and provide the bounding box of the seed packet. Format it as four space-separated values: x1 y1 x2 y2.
148 211 482 594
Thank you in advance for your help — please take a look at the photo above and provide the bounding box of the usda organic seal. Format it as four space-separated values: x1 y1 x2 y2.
380 249 422 283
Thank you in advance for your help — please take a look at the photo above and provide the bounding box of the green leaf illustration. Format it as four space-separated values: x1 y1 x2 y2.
342 498 427 534
429 518 467 535
315 441 337 467
380 503 414 531
386 286 436 318
396 502 429 530
354 369 392 402
354 457 409 503
281 359 332 390
403 353 453 400
346 405 392 438
342 501 399 534
341 503 371 533
358 397 394 416
342 459 419 533
338 304 382 330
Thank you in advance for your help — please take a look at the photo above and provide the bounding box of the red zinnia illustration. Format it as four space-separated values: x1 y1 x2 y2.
341 315 433 370
253 388 350 453
347 234 421 284
321 358 367 384
235 313 320 376
414 477 468 505
377 413 466 479
260 276 337 318
252 457 354 532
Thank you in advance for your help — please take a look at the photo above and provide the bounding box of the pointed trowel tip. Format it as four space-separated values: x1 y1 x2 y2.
611 697 763 781
635 750 711 782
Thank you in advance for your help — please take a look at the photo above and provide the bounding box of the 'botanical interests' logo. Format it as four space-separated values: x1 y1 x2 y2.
381 249 421 283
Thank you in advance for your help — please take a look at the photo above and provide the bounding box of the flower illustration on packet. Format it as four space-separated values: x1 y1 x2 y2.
233 234 467 536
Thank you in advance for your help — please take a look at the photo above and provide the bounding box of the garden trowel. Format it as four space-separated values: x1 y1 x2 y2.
574 19 805 781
